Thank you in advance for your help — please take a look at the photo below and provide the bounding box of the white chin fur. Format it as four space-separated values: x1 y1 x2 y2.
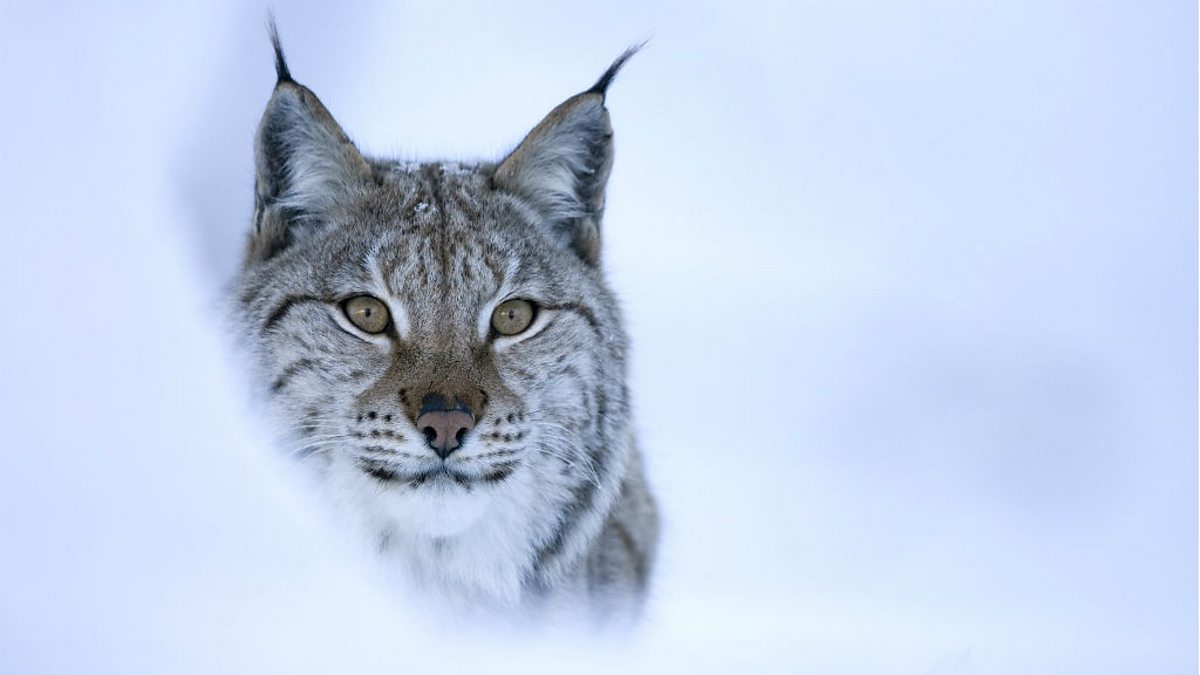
325 453 494 538
317 449 553 607
375 478 494 538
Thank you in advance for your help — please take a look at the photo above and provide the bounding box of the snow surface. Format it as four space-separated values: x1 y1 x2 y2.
0 1 1195 673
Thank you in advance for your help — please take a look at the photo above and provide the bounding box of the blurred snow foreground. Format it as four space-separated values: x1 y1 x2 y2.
0 1 1196 673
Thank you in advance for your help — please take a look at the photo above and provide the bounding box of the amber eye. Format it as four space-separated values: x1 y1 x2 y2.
343 295 390 334
491 299 536 336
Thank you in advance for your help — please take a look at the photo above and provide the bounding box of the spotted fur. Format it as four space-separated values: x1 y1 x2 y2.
230 27 657 621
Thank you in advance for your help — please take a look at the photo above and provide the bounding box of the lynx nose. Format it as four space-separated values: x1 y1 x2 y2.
416 393 475 459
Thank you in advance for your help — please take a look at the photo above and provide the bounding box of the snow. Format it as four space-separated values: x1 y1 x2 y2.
0 1 1194 673
439 161 474 176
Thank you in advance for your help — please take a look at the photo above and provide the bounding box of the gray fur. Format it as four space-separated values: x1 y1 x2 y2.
230 33 657 621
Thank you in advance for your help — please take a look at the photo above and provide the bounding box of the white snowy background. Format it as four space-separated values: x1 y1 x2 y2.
1 1 1195 673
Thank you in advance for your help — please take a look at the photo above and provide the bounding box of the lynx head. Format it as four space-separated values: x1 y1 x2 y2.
232 28 641 600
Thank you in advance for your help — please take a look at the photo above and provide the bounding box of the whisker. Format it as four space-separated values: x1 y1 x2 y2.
529 429 601 488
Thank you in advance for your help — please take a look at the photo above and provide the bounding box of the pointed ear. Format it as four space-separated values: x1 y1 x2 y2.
247 26 370 263
492 47 640 266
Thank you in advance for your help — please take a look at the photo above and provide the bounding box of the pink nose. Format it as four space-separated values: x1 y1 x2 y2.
416 409 475 458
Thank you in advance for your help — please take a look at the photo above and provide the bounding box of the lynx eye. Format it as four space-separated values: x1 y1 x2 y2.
343 295 390 334
491 299 536 336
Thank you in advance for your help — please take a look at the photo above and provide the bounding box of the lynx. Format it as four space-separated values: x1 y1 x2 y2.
230 27 658 621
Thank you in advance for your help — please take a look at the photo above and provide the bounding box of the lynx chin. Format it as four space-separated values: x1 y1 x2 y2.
229 26 658 621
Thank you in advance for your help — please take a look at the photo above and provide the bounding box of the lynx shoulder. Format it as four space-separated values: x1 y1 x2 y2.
230 25 658 621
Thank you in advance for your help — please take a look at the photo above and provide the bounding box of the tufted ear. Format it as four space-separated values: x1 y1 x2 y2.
492 47 640 266
247 23 370 264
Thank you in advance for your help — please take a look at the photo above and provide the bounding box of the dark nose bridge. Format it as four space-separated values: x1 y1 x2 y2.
405 380 487 427
399 361 489 425
419 392 471 416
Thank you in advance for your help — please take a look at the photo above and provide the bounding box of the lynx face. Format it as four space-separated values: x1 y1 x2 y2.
240 166 626 537
231 30 656 613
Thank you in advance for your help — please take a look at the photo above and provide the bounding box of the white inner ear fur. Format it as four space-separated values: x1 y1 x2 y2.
268 89 365 219
494 95 607 223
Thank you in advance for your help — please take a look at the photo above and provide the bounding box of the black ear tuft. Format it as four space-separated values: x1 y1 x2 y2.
587 42 645 100
268 16 293 85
